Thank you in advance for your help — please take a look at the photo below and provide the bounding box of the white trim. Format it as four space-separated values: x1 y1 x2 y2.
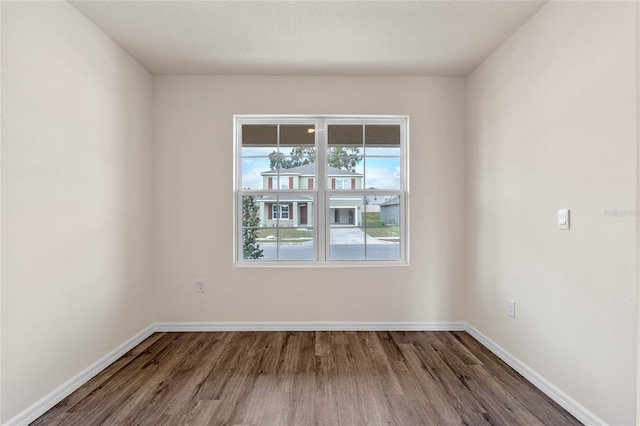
232 259 410 268
155 321 466 332
4 325 156 426
465 324 606 426
5 321 602 426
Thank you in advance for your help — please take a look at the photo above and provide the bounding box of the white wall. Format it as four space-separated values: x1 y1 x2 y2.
1 1 154 421
466 2 636 424
154 76 466 323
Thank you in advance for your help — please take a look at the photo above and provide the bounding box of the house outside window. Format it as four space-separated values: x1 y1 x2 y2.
271 204 290 220
235 115 408 265
333 178 352 190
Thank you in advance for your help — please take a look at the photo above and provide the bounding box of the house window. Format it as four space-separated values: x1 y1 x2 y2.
333 178 351 190
272 204 290 220
235 115 408 265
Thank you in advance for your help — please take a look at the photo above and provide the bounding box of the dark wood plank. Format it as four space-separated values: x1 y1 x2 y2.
31 332 166 425
453 331 581 426
31 331 582 426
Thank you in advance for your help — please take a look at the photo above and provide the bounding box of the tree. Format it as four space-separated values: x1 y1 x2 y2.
242 196 263 259
290 146 316 166
269 146 361 171
269 147 315 170
327 147 361 172
268 151 287 170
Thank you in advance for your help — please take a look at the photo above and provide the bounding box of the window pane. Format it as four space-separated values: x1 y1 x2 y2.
329 225 365 260
241 195 265 260
364 146 401 156
365 125 400 146
364 157 401 189
258 195 315 260
240 122 282 189
363 224 400 260
278 228 315 260
363 195 401 260
258 229 315 260
241 228 265 260
326 144 363 191
259 195 314 224
241 158 272 190
242 147 277 157
328 196 364 226
365 238 400 260
260 160 315 190
273 156 315 174
328 125 363 147
328 195 365 260
242 124 277 147
280 124 315 147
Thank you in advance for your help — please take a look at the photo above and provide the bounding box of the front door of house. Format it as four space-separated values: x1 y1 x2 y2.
300 204 307 225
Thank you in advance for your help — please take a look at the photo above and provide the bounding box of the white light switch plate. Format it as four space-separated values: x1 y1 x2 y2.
558 209 570 230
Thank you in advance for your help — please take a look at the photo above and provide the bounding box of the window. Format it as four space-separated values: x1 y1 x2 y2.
333 178 352 190
272 204 290 220
235 115 408 265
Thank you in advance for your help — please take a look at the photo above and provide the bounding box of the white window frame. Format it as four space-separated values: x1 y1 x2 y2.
272 204 290 220
333 178 351 190
234 115 409 267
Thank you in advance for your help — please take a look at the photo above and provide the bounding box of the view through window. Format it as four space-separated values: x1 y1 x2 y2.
236 116 408 264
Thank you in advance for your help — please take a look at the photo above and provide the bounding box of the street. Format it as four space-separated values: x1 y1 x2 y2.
257 227 400 260
259 241 400 260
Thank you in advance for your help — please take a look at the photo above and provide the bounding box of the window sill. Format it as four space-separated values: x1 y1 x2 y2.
233 259 409 268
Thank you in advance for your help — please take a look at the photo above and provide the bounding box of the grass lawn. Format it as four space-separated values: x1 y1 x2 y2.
363 212 386 227
362 212 399 238
257 227 314 242
364 226 400 238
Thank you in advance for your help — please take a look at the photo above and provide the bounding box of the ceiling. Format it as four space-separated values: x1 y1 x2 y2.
69 0 546 76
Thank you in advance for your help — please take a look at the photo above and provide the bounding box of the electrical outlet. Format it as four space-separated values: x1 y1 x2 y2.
507 299 515 318
196 279 206 293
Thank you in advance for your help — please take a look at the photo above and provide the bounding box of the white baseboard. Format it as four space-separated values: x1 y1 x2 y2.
154 321 467 332
4 324 156 426
4 321 604 426
465 324 605 426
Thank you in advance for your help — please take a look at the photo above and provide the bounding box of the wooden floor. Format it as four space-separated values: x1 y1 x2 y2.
33 331 581 425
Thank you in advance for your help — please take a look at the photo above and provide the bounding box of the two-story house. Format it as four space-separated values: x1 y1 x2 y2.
259 163 365 227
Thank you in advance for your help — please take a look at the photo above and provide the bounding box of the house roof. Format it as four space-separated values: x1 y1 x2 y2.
379 196 400 207
261 163 361 176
